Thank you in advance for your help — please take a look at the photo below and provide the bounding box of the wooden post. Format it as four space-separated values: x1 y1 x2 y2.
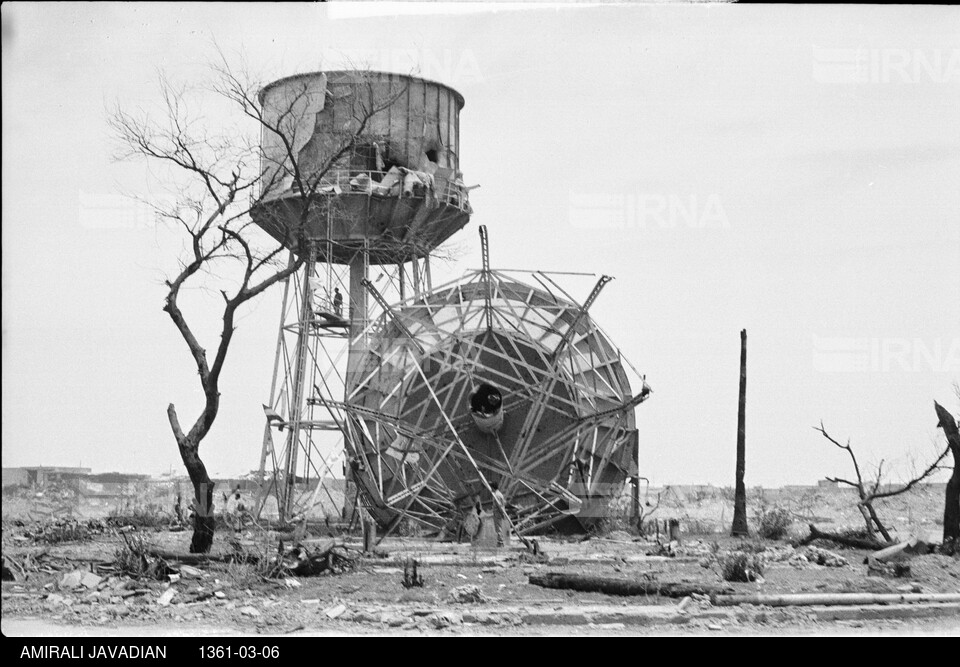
668 518 681 543
935 402 959 548
732 329 749 536
362 510 376 554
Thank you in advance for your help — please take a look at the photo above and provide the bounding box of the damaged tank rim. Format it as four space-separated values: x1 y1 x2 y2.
258 70 466 110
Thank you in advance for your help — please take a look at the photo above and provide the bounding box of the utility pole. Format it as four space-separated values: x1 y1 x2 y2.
732 329 749 536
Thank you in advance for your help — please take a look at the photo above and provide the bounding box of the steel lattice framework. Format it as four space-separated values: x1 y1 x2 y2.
249 71 651 535
337 257 651 537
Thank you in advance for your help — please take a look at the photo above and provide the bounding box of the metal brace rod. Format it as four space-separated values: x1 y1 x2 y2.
479 225 493 331
553 275 612 359
360 278 425 355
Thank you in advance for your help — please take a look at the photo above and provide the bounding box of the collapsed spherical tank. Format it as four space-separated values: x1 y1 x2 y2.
341 269 649 535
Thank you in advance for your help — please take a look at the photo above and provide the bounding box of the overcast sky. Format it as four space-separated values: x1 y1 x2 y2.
2 2 958 487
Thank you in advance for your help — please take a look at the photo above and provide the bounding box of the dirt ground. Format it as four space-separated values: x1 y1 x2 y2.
3 521 958 637
3 481 957 636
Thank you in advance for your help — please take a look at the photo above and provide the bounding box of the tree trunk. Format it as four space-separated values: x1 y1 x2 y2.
801 524 885 550
732 329 749 536
865 502 892 543
183 440 216 554
934 402 960 546
168 404 216 554
528 572 732 598
856 502 877 541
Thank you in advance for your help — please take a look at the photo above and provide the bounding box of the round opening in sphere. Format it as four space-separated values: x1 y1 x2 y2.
470 383 502 416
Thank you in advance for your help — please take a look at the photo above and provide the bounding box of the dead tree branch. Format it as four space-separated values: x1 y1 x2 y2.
112 60 404 553
813 421 949 545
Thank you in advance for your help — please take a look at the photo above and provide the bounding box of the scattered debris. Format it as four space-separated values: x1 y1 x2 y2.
1 557 15 581
868 538 931 566
868 560 912 578
156 588 176 606
653 540 682 557
450 584 489 603
791 546 848 568
81 571 103 589
276 541 358 577
712 592 960 607
429 611 463 629
324 603 347 619
59 571 83 590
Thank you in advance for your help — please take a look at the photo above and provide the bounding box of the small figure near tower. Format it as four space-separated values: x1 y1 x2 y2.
332 287 343 318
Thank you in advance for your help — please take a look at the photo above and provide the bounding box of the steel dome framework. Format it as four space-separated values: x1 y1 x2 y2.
333 239 651 537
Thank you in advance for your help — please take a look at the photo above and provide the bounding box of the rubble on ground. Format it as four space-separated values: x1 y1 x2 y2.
788 546 848 568
449 584 489 603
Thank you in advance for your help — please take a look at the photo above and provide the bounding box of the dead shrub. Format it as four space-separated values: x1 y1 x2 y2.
755 505 794 540
34 521 91 544
718 551 765 582
222 561 264 588
107 506 169 529
113 532 171 580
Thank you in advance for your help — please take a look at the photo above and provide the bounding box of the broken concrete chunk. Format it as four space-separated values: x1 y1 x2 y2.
896 583 923 594
59 571 83 590
430 611 463 628
157 588 177 606
381 612 407 627
449 584 488 603
352 611 379 623
870 539 926 565
324 603 347 619
239 605 261 617
801 547 848 567
179 565 203 579
80 571 103 589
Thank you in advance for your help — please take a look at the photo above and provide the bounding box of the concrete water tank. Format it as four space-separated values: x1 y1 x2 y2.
251 71 471 264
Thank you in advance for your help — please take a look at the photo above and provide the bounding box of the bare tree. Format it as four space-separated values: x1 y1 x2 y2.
813 422 950 545
111 60 406 552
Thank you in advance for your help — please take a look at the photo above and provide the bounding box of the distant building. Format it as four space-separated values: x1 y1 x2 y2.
2 466 91 489
817 479 840 490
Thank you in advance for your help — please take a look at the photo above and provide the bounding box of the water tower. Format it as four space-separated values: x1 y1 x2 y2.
252 70 651 535
250 71 472 520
